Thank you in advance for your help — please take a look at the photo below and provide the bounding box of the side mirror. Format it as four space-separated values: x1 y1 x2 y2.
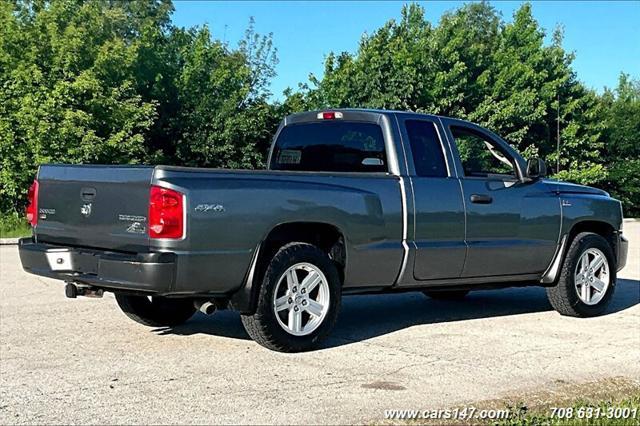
526 157 547 179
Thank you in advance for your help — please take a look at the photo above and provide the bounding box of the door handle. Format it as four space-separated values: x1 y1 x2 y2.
470 194 493 204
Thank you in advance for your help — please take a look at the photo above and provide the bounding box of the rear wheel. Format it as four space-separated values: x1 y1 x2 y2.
423 289 469 300
241 243 341 352
546 232 616 317
115 294 196 327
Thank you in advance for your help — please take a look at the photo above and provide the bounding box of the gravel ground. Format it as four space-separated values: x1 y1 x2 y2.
1 223 638 424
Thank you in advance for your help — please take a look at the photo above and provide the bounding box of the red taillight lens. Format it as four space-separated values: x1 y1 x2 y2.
25 179 39 226
148 186 184 239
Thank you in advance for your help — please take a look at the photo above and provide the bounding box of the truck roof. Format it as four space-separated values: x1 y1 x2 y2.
284 108 476 125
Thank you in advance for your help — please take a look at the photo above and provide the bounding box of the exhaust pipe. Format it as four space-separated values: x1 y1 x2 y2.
194 300 216 315
65 282 103 298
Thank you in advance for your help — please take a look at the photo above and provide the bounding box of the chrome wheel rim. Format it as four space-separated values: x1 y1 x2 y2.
273 262 330 336
574 248 610 306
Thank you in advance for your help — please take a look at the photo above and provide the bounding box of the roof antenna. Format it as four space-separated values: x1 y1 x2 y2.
556 92 560 174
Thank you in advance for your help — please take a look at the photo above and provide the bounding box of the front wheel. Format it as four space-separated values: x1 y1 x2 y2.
115 294 196 327
546 232 616 317
241 243 341 352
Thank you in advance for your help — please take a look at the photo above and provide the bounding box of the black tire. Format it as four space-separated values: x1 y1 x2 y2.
422 289 469 300
115 294 196 327
241 242 341 352
546 232 616 317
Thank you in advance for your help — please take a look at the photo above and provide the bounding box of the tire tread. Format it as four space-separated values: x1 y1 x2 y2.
546 232 616 317
115 294 196 327
241 242 341 352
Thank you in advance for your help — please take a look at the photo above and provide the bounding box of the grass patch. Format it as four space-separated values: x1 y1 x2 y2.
0 212 31 238
498 392 640 425
379 377 640 426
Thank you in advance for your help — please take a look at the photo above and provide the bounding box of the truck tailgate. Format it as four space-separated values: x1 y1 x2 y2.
35 165 154 252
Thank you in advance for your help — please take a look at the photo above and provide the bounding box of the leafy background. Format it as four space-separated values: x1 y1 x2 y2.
1 0 638 217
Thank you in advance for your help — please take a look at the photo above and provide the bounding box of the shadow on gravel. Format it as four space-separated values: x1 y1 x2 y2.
153 278 640 347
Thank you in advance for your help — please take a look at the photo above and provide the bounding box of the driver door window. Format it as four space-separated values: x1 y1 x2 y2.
451 126 516 179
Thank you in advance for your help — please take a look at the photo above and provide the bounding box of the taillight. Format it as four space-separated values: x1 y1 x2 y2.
25 179 39 226
148 185 184 239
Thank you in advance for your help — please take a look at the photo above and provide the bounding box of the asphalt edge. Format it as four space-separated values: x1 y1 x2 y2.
0 238 21 245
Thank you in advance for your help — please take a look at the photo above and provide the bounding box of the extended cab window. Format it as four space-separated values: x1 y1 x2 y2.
270 121 387 172
405 120 447 177
450 126 516 178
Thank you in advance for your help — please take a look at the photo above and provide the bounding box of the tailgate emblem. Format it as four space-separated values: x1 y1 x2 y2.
80 203 92 217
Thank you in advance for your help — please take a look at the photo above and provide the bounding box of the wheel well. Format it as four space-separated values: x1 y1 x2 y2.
568 220 617 256
256 222 346 285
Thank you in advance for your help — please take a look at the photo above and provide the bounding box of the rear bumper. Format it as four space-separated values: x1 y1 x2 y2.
18 238 175 293
617 233 628 272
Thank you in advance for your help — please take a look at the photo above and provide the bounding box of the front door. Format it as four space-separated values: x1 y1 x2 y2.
443 122 560 277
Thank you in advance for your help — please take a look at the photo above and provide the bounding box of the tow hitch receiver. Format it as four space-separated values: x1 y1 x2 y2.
65 282 104 299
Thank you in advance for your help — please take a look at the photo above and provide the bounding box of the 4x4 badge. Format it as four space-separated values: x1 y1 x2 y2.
194 204 225 213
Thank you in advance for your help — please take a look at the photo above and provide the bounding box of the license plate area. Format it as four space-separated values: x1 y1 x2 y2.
46 249 74 271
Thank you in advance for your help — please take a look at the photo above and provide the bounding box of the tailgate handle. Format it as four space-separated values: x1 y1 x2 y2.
80 187 97 201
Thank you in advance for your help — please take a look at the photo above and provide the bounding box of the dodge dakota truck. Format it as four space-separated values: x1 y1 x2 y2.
19 109 628 352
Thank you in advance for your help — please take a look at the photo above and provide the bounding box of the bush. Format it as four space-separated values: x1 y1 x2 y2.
0 1 278 214
0 212 31 239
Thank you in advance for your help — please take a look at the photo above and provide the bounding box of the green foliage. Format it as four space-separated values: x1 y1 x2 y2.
0 212 31 238
289 2 639 214
496 392 640 426
599 74 640 216
1 1 638 216
172 20 279 168
0 0 159 212
0 0 279 213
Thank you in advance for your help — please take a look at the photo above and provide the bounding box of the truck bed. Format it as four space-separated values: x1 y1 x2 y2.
32 164 405 295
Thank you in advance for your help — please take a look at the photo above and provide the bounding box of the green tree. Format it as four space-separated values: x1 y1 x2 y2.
0 0 279 214
304 4 435 111
1 0 637 218
431 1 501 116
0 0 161 212
172 20 279 168
600 74 640 215
292 2 611 190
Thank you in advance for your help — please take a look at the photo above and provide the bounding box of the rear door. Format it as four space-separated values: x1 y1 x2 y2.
397 116 466 280
35 165 153 252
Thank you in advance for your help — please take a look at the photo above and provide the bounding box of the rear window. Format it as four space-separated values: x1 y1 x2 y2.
270 121 388 172
405 120 448 177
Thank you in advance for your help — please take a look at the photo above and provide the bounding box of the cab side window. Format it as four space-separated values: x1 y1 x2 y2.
405 120 448 177
450 126 516 178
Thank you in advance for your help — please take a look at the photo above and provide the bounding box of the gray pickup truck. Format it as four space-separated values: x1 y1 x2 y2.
19 109 628 352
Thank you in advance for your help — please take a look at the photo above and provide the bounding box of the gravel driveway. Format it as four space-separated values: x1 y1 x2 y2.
1 222 638 424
